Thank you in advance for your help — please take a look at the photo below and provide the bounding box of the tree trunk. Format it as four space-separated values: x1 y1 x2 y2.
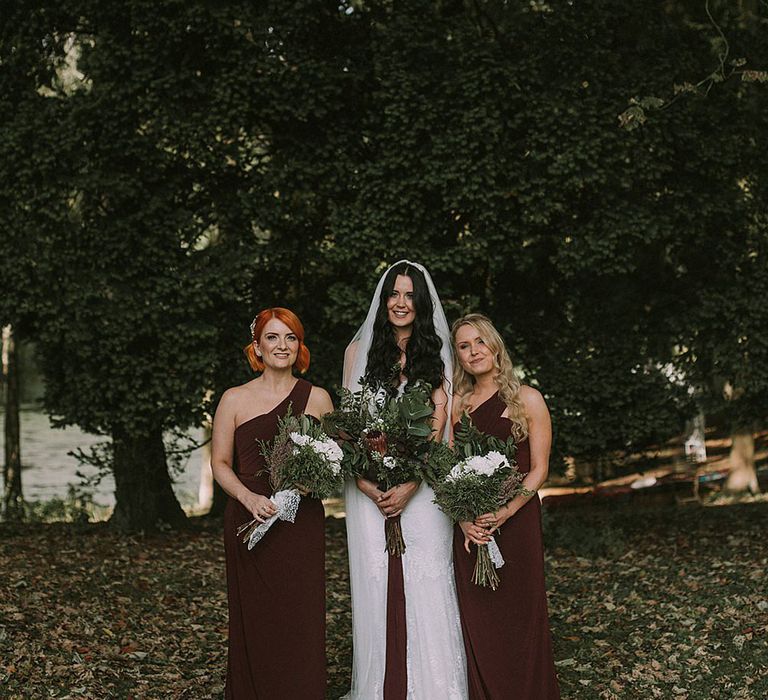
110 429 187 531
724 428 759 494
2 325 23 520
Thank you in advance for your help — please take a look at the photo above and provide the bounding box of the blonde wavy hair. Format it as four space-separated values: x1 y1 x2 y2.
451 313 528 442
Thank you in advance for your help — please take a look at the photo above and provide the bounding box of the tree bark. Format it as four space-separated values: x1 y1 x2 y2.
110 429 187 531
724 428 759 494
2 325 23 520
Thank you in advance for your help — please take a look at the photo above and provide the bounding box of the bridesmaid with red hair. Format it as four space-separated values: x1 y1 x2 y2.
211 307 333 699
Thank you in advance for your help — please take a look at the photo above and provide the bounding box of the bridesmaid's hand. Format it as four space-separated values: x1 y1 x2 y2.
475 510 504 532
378 481 420 518
459 521 491 552
240 492 277 523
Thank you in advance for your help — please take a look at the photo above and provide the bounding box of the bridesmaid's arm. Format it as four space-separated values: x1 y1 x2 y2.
305 386 334 420
477 386 551 532
211 389 277 522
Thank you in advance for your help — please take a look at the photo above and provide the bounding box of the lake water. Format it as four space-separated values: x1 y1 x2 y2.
0 408 207 508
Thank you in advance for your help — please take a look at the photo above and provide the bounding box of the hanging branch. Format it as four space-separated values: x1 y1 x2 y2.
618 0 767 131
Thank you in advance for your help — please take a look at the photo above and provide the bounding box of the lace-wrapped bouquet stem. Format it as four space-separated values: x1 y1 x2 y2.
237 409 345 550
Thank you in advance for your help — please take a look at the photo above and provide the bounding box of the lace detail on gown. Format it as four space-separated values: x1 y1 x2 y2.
345 479 468 699
345 375 467 697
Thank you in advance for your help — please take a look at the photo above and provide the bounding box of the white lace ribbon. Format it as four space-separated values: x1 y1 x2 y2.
487 536 505 569
246 488 301 550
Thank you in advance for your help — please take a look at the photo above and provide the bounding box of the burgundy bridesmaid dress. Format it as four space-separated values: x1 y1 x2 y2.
453 391 560 700
223 378 326 699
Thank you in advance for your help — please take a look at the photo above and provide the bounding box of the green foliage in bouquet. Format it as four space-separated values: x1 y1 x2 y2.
321 383 378 475
454 412 517 464
322 381 435 485
323 380 436 557
262 407 345 499
433 413 532 523
421 440 457 490
433 456 520 525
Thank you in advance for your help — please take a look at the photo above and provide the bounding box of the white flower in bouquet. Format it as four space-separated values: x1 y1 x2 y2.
290 432 344 474
448 451 510 481
361 417 386 435
289 432 312 447
314 437 344 474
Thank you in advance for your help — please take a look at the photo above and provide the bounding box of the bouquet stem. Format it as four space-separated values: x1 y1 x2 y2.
472 543 500 590
236 518 261 544
385 515 406 557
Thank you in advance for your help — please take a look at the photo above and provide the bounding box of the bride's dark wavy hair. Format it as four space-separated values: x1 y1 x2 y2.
364 262 444 394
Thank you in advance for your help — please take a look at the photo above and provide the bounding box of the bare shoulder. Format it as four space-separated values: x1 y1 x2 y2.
216 380 258 414
306 384 334 418
518 385 549 416
217 384 245 409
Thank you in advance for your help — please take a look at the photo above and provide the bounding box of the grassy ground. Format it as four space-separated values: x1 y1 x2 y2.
1 500 766 699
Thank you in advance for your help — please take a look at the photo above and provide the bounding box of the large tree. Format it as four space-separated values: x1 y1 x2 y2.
0 1 368 527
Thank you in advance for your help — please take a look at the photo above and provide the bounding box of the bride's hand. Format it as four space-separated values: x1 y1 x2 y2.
377 481 420 518
356 477 387 513
459 520 491 553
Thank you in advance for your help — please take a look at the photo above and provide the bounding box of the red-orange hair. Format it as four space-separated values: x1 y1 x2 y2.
244 307 310 373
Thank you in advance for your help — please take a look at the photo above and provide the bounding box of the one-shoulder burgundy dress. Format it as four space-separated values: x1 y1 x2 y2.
223 378 326 699
453 391 560 700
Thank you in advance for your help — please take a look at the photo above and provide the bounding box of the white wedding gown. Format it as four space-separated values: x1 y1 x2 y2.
342 259 468 699
344 476 468 699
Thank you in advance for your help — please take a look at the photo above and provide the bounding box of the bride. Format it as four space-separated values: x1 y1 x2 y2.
343 260 467 699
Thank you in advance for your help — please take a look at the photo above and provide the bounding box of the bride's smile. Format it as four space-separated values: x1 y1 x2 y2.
387 274 416 328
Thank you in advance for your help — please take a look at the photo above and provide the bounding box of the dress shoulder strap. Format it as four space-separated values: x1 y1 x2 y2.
289 378 313 416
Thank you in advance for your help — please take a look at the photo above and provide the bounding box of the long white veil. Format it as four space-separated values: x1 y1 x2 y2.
343 260 467 699
343 259 453 437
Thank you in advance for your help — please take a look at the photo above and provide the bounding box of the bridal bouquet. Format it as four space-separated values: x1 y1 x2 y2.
237 409 344 550
433 414 530 590
323 380 435 555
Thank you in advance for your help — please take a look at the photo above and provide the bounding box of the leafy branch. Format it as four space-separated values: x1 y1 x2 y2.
618 0 767 131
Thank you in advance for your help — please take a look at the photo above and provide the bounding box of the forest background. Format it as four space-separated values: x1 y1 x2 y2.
1 0 767 531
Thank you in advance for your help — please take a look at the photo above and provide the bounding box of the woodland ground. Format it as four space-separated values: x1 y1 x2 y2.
1 501 766 699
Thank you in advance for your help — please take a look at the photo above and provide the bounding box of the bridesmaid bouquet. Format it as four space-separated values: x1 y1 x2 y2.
323 381 435 556
237 410 345 550
433 415 530 590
